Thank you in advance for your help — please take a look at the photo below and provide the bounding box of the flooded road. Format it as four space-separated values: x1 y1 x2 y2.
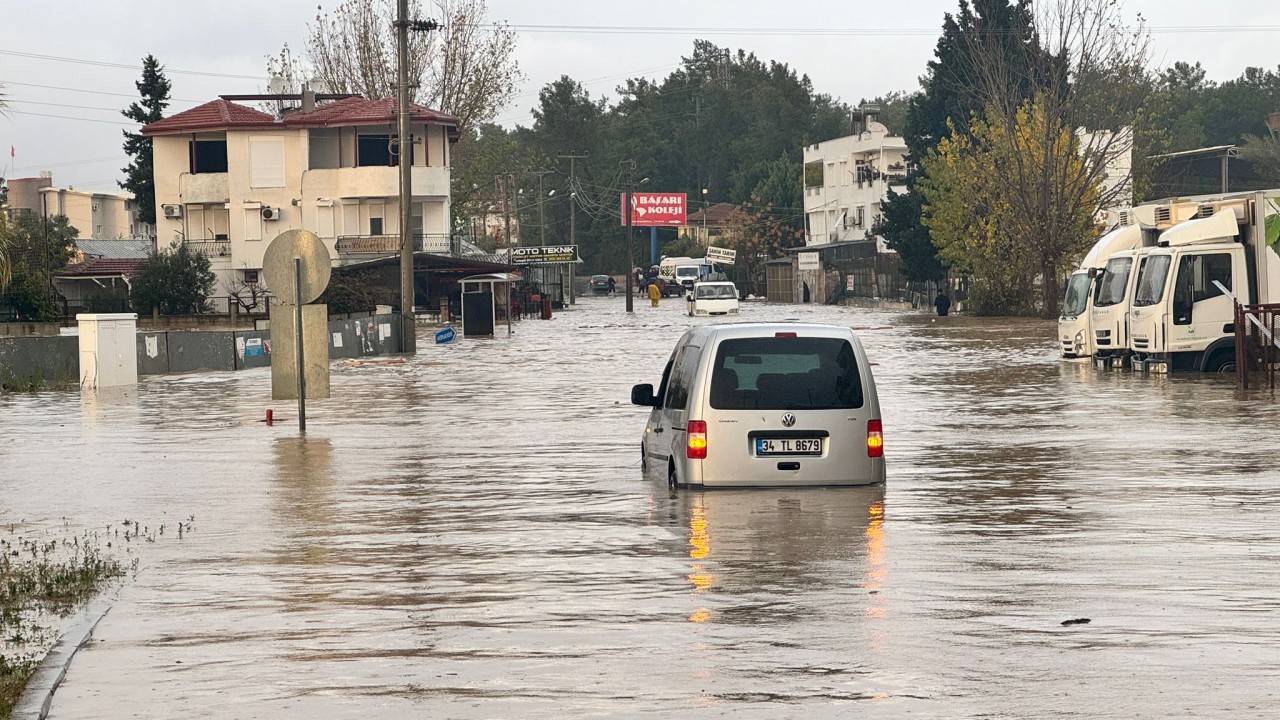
3 297 1279 718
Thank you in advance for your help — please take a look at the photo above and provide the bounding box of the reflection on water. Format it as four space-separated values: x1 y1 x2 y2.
1 297 1276 719
682 487 885 626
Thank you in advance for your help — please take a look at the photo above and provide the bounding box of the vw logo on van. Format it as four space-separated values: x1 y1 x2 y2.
781 413 796 427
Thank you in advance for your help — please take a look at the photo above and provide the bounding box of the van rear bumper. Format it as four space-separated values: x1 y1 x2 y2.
692 460 886 488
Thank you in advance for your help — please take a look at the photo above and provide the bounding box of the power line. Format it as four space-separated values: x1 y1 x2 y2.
0 79 202 104
9 98 140 113
487 22 1280 37
12 155 126 173
0 49 264 80
5 109 138 126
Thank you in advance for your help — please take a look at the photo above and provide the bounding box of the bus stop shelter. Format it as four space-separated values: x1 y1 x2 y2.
460 272 520 338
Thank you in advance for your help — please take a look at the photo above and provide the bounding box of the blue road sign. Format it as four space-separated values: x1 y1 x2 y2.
435 326 456 344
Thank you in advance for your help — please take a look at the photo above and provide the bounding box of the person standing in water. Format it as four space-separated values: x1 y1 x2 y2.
647 280 662 308
934 289 952 316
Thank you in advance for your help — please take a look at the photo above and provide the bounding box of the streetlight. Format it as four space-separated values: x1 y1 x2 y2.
623 165 649 313
700 187 709 245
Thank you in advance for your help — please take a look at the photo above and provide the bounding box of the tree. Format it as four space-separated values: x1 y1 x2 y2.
722 198 805 297
920 100 1101 315
873 182 946 283
295 0 521 134
120 56 171 228
0 211 13 295
1 213 77 320
120 56 171 227
880 1 1047 290
130 245 216 315
952 0 1152 314
1238 133 1280 184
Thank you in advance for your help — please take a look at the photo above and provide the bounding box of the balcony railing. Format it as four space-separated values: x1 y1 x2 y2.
183 239 231 258
336 234 453 256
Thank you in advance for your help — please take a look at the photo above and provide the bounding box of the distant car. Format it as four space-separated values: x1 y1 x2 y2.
589 274 612 294
649 278 684 297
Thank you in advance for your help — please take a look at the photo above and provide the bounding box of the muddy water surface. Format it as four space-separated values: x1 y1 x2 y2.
2 297 1279 718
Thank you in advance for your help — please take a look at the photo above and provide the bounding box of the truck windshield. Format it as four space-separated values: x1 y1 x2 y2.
676 267 700 279
1094 257 1133 307
1133 255 1172 307
1061 273 1090 316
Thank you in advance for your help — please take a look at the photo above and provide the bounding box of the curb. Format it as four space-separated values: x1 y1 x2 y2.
11 596 114 720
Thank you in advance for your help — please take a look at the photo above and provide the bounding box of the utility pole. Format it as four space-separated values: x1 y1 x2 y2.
623 160 636 314
527 169 553 247
394 1 438 353
499 173 514 250
558 151 588 306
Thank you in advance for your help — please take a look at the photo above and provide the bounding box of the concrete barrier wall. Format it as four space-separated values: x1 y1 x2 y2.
1 314 405 386
0 336 80 388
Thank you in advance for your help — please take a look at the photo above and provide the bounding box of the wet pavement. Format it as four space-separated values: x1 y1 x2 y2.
2 296 1279 718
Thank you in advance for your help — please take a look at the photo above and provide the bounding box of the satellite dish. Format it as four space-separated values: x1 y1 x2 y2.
267 75 289 95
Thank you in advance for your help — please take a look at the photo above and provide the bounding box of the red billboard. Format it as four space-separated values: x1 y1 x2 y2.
621 192 687 226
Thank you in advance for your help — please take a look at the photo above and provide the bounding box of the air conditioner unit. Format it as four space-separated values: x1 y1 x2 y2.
261 206 280 220
162 204 183 219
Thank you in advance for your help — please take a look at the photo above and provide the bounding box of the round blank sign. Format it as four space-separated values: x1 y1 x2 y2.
261 229 332 305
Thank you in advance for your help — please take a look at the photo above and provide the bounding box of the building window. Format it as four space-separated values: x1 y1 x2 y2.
244 269 260 284
190 139 228 173
369 217 384 235
249 137 286 188
356 130 410 167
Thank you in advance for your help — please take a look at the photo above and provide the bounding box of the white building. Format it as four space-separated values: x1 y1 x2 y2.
5 175 153 240
802 119 908 250
142 93 458 291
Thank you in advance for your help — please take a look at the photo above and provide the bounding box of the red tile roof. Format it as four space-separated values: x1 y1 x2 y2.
141 96 460 138
282 97 460 133
142 99 277 136
54 258 145 279
686 202 740 224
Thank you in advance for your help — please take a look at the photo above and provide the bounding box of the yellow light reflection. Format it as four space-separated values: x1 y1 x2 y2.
687 569 714 591
687 499 716 623
864 500 886 620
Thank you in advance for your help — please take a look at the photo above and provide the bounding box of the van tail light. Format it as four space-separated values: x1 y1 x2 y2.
867 419 884 458
687 420 708 459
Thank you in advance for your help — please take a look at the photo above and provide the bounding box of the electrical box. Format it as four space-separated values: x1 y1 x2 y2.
77 313 139 390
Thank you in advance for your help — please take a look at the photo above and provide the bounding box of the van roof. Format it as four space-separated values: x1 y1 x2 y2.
681 322 856 343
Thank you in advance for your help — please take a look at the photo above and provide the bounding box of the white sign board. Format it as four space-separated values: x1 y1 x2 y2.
797 252 821 270
705 246 737 265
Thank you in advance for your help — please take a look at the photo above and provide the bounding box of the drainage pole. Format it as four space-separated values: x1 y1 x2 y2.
295 257 306 433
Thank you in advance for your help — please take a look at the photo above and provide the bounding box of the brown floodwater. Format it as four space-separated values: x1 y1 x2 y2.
2 297 1278 718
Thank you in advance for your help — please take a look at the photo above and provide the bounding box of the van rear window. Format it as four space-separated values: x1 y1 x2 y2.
709 337 863 410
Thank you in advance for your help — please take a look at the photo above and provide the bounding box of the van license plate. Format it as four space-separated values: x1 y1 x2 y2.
756 438 823 456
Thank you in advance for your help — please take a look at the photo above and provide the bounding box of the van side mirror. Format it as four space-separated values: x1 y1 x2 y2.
631 383 656 407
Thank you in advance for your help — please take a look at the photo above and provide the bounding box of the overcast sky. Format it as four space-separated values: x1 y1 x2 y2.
2 0 1279 192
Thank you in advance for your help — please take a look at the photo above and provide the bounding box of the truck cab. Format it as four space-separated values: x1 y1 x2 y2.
1128 196 1280 373
1089 247 1151 368
1058 224 1142 359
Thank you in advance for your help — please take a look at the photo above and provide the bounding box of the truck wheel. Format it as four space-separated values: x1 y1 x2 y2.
640 444 648 471
668 462 678 489
1205 351 1236 373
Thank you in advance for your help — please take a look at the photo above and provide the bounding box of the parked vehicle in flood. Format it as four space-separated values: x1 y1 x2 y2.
1058 223 1142 359
631 323 885 488
687 281 740 317
1128 191 1280 373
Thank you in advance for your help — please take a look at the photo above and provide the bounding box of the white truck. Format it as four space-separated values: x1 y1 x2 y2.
1058 222 1143 358
659 256 713 291
1128 191 1280 373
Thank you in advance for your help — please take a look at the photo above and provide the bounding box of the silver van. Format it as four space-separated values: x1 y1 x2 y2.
631 323 885 488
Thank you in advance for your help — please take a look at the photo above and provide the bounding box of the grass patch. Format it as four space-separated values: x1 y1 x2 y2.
0 526 130 717
0 370 77 393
